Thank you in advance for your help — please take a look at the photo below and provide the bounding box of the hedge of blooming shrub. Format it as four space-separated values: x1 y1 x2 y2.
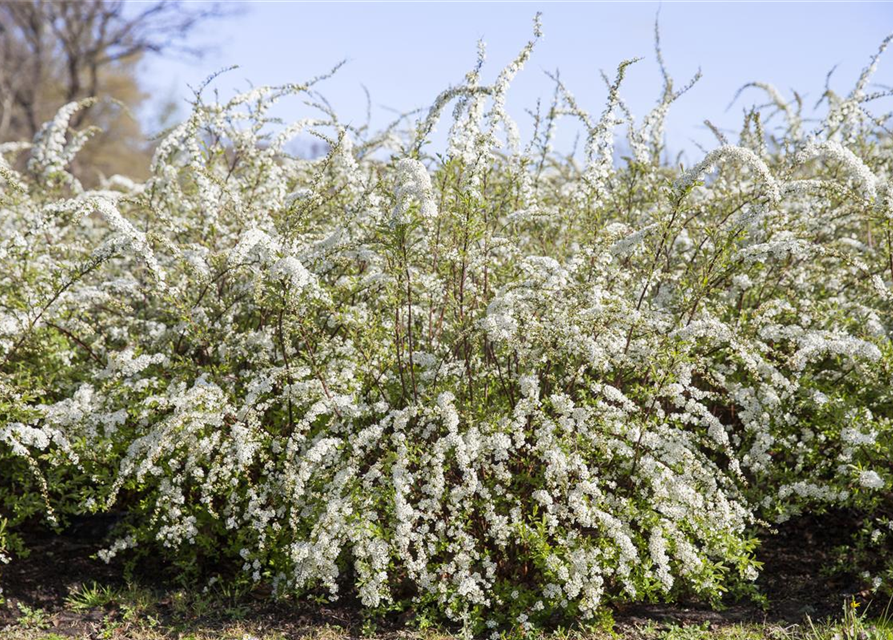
2 16 893 633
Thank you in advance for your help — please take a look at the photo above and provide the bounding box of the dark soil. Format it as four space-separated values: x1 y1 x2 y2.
616 511 862 629
751 511 864 622
0 513 867 638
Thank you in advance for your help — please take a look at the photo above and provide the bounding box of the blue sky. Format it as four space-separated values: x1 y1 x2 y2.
141 2 893 161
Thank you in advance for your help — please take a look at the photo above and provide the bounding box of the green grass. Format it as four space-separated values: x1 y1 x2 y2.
0 620 890 640
3 585 893 640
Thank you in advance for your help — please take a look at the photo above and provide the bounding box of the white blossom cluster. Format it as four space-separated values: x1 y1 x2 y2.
2 20 893 632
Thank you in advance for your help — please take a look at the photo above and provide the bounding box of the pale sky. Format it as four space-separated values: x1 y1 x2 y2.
140 2 893 161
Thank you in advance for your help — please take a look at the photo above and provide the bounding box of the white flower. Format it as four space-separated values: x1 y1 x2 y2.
270 256 314 292
858 470 884 490
392 158 437 225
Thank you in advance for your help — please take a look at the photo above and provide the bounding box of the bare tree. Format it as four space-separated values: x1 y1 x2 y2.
0 0 229 141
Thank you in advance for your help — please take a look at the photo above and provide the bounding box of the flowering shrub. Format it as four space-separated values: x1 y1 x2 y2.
1 17 892 632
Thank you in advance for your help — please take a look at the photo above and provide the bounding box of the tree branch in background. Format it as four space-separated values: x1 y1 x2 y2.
0 0 233 181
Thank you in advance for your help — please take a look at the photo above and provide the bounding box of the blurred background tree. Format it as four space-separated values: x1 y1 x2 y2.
0 0 228 183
